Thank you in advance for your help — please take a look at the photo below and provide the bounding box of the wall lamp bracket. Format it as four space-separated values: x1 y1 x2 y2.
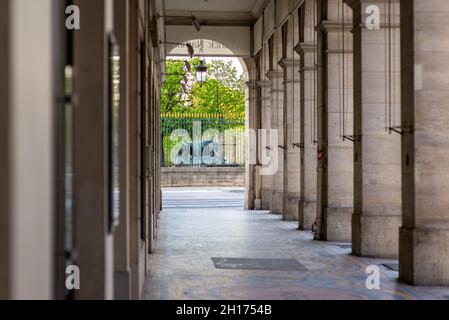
343 135 360 143
388 125 413 136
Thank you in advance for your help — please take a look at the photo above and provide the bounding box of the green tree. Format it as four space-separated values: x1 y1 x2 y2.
160 58 246 116
160 59 185 113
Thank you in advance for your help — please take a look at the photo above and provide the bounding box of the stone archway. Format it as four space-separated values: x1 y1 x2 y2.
164 36 259 210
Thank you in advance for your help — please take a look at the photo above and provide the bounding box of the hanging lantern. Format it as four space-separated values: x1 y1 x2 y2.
196 60 208 84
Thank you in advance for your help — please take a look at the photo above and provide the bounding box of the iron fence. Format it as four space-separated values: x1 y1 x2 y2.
161 113 246 167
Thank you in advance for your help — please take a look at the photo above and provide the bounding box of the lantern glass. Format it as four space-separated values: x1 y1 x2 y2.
196 60 207 83
196 71 205 83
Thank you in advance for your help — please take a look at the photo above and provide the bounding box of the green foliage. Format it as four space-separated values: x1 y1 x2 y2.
160 60 185 113
160 58 246 116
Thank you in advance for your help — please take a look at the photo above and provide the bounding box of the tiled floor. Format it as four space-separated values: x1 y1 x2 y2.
143 188 449 300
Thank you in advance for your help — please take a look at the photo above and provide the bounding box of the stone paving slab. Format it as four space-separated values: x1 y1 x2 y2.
144 188 449 300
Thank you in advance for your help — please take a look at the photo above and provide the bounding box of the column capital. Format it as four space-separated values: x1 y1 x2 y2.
265 70 283 80
257 80 272 88
319 21 352 34
327 48 353 54
245 81 257 89
295 42 316 56
278 58 300 71
343 0 359 9
258 81 272 100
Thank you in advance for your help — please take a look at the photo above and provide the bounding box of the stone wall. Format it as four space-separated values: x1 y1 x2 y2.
161 167 245 187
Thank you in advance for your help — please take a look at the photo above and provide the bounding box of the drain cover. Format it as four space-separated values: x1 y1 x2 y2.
383 263 399 271
212 258 307 271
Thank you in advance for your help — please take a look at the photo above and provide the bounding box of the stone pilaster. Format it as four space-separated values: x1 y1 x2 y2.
280 59 301 221
245 80 258 210
316 0 354 241
258 80 273 211
296 41 317 230
347 0 402 258
266 70 285 215
399 0 449 285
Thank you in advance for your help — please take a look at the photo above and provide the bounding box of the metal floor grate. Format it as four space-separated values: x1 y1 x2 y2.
212 258 308 271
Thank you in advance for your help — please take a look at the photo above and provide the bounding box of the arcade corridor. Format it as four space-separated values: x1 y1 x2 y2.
145 189 449 300
3 0 449 300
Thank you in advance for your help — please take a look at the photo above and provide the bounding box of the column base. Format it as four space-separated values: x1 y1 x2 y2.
114 270 131 300
271 190 284 215
244 187 255 210
254 199 262 210
324 206 352 242
284 193 300 221
300 200 316 230
261 188 272 211
399 226 449 286
352 214 400 258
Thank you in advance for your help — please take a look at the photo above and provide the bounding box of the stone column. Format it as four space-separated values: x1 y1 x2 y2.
73 0 114 300
245 77 258 210
259 80 273 211
346 0 401 258
113 0 132 300
0 0 9 299
316 0 354 241
267 70 285 215
296 0 318 230
399 0 449 285
0 0 55 299
297 42 318 230
280 59 302 221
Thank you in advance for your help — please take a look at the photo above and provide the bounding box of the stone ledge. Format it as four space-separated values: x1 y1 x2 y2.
161 167 244 187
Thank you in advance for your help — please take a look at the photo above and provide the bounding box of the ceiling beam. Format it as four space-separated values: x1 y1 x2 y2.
163 10 256 27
